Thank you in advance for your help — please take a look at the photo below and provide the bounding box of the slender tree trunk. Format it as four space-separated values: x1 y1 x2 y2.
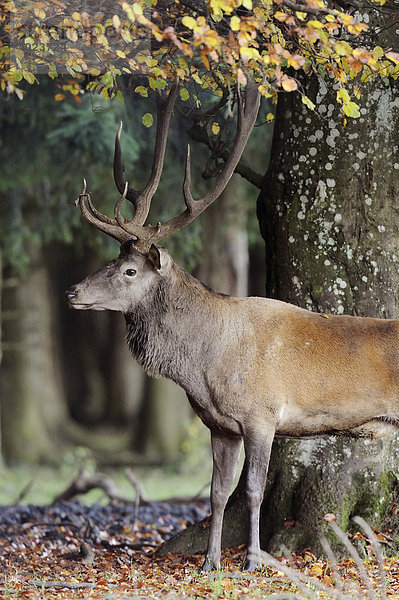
0 251 3 467
0 246 68 463
197 176 249 297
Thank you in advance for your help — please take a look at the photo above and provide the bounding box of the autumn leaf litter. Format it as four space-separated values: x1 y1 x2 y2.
1 500 399 599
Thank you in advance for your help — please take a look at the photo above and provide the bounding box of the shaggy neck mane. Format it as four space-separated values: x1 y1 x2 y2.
125 264 225 382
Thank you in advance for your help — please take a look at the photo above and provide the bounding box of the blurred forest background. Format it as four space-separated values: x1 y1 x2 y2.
0 78 271 503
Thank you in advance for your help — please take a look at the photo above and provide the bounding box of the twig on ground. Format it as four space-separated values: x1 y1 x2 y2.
62 541 95 564
125 467 149 527
12 479 34 505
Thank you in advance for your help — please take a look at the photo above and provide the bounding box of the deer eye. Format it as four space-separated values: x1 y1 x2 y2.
125 269 137 277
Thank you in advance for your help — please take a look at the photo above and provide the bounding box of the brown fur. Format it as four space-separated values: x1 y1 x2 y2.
66 243 399 570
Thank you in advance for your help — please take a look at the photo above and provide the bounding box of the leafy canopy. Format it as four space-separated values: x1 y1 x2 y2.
1 0 398 118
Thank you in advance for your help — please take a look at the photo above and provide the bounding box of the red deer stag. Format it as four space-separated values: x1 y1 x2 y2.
66 79 399 571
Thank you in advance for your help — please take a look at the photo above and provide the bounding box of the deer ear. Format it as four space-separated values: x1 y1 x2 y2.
148 244 162 271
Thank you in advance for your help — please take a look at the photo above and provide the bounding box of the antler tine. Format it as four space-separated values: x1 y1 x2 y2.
76 179 132 243
114 181 141 238
113 80 179 228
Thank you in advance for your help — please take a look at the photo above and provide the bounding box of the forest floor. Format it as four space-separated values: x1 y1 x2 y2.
1 499 399 600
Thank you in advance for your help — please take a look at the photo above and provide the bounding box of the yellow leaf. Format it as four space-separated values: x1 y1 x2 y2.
211 122 220 135
311 563 324 576
133 2 143 15
266 112 274 121
230 15 241 31
307 20 324 29
343 101 360 118
66 28 78 42
54 93 65 101
337 12 353 25
347 22 368 35
33 3 46 18
295 11 307 20
113 14 121 28
242 0 252 8
301 95 315 110
121 29 133 43
239 46 261 62
372 45 384 59
334 40 352 56
72 11 80 20
281 75 297 91
336 87 350 104
182 15 196 29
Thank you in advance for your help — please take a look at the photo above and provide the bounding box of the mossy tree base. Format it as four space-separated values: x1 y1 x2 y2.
159 434 399 559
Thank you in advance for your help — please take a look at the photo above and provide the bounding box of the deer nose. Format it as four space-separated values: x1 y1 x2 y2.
65 287 78 300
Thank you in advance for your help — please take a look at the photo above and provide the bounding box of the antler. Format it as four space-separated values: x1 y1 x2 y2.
76 78 260 252
113 80 179 226
75 179 132 243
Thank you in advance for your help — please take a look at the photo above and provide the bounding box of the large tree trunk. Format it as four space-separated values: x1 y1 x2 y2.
160 77 399 557
254 76 399 554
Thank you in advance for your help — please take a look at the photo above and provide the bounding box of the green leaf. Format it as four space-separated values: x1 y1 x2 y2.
142 112 153 127
135 85 148 97
48 63 58 79
179 88 189 101
22 70 35 84
13 69 23 82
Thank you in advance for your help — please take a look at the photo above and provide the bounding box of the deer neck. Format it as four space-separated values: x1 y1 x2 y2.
125 264 226 384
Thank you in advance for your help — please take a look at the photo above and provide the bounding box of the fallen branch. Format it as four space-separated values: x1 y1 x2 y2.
51 469 133 504
100 539 158 550
29 580 95 590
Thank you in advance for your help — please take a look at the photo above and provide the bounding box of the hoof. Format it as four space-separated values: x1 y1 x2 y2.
200 557 220 572
242 557 261 571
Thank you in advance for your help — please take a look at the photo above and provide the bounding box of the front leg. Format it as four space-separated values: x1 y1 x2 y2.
243 421 275 571
201 432 242 572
